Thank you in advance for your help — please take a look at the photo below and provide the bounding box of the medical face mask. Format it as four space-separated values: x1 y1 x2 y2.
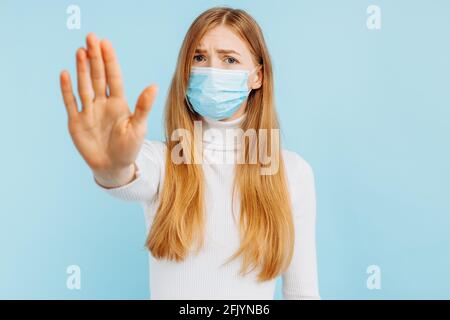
186 66 258 120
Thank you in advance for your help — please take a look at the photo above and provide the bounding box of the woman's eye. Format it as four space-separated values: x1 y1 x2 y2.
193 55 205 62
225 57 238 64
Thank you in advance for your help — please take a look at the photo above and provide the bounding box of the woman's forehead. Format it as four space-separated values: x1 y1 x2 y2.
197 26 248 54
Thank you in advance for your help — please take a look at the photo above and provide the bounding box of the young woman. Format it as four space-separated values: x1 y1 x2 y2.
59 7 319 300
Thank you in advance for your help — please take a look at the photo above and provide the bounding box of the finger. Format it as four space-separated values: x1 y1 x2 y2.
86 32 106 99
131 85 158 126
100 39 124 98
76 48 94 109
59 70 79 119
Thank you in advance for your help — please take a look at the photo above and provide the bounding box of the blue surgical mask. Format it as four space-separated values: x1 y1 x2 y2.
186 66 258 120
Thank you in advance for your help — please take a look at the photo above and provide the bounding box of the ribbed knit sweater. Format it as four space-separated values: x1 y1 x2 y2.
94 113 320 300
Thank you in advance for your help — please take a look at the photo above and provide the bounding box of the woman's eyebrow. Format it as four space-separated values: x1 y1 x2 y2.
194 48 241 56
216 49 241 56
195 48 207 54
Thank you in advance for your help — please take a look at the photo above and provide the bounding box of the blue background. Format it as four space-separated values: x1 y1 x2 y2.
0 0 449 299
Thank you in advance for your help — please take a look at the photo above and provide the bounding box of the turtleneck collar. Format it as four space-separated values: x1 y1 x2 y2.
201 113 247 151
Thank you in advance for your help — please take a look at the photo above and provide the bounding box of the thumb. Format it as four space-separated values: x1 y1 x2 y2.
132 85 158 126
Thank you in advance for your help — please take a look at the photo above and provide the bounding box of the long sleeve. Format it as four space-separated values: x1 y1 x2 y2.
282 152 320 300
93 139 166 203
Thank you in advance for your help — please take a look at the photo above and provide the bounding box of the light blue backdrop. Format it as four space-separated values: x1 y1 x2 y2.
0 0 449 299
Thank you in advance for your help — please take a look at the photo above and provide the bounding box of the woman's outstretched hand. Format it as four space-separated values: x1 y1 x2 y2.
59 33 158 187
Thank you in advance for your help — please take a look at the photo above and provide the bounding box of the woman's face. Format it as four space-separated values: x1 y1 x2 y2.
192 25 262 90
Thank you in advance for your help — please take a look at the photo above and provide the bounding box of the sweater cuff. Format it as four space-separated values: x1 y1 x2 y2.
93 163 144 201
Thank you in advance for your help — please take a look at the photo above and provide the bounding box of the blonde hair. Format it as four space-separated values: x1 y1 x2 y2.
146 7 295 282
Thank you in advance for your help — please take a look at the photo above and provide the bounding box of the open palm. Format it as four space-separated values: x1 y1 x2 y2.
59 33 158 178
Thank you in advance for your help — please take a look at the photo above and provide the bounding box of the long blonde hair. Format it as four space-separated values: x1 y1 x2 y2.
146 7 295 282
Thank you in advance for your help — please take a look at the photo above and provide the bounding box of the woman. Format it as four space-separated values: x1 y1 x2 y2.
59 7 319 300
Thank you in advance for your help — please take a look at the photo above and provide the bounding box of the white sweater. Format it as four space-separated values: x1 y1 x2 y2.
94 113 320 300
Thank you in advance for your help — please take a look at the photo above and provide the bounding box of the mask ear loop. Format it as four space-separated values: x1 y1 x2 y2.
184 78 199 116
185 93 199 117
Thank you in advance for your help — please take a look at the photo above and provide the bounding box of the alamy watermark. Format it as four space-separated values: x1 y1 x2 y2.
66 265 81 290
170 122 280 175
366 264 381 290
367 5 381 30
66 5 81 30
